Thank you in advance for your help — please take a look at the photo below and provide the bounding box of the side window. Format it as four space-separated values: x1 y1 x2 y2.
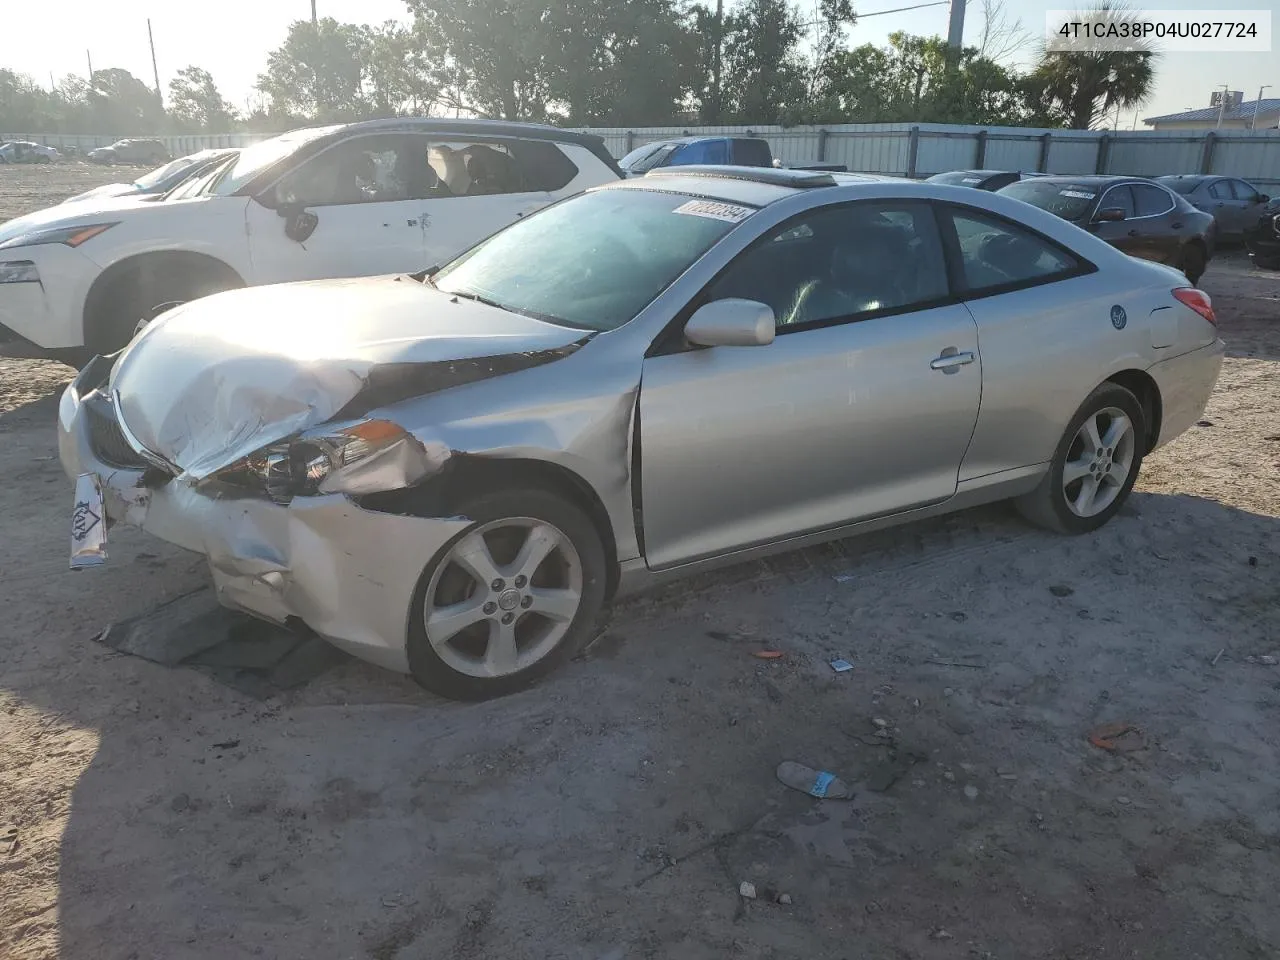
706 202 949 331
417 139 574 196
1099 185 1135 218
1132 183 1173 217
947 208 1081 293
670 141 710 165
1207 180 1231 200
1230 179 1258 201
735 139 773 167
275 134 415 206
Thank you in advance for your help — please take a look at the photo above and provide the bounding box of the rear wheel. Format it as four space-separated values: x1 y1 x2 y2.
1015 383 1146 535
407 488 608 700
1181 244 1206 286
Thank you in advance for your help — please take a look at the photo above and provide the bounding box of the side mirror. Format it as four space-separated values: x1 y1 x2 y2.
685 298 775 347
1257 194 1270 204
1094 207 1126 223
277 202 318 243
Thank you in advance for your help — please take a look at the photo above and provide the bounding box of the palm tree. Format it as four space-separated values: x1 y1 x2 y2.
1029 2 1158 129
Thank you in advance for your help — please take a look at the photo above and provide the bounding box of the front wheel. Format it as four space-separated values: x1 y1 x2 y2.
407 488 608 700
1015 383 1146 535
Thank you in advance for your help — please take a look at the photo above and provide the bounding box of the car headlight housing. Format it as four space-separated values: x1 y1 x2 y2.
222 419 438 504
0 260 39 283
0 222 117 251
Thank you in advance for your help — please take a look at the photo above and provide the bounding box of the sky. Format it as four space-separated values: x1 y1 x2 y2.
2 0 1278 126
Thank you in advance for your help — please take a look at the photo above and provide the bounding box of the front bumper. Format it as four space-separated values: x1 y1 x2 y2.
57 362 471 673
0 244 102 350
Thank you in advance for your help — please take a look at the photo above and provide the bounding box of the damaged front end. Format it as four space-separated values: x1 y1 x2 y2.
57 302 591 671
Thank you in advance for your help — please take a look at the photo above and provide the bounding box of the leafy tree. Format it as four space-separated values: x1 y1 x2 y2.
84 68 165 133
720 0 808 124
405 0 557 120
362 21 439 117
256 18 369 121
544 0 700 125
0 69 62 132
168 66 235 131
1027 3 1157 128
822 33 1037 126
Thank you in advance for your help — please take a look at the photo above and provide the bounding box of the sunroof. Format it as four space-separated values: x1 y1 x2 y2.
644 165 837 188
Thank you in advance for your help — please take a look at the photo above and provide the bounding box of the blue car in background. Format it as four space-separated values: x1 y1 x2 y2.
618 135 845 175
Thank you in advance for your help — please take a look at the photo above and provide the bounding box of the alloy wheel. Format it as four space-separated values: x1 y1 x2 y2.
423 518 583 678
1061 406 1135 518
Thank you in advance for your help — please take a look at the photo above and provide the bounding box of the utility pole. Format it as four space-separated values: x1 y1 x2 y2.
1252 85 1271 131
86 50 94 84
711 0 723 123
947 0 966 51
1215 84 1229 129
147 19 162 108
311 0 317 23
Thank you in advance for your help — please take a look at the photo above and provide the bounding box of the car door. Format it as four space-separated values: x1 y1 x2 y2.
1202 179 1243 236
411 138 562 268
243 133 427 284
940 205 1106 479
1229 179 1267 236
1128 182 1179 263
1091 184 1141 255
637 201 981 569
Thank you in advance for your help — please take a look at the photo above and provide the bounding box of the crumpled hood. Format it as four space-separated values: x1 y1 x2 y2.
109 276 588 480
0 191 153 244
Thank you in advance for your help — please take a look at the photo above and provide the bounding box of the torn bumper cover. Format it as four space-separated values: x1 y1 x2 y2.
58 366 469 674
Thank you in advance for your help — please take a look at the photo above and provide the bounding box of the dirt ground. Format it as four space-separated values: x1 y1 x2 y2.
1 165 1278 960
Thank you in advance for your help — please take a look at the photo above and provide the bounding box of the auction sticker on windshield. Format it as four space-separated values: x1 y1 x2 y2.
673 200 754 223
1060 190 1097 199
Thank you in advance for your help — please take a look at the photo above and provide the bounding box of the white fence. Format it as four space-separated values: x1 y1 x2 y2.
9 122 1280 190
585 123 1280 191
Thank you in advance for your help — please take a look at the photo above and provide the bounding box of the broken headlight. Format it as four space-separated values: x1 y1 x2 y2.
229 420 430 504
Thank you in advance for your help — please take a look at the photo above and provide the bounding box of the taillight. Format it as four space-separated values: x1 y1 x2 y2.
1172 287 1216 326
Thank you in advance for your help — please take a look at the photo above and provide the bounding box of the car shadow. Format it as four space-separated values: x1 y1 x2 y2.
4 489 1278 959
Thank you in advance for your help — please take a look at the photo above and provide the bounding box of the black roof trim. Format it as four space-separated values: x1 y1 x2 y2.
644 165 836 188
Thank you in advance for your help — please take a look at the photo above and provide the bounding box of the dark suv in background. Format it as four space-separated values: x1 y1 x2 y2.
87 138 171 164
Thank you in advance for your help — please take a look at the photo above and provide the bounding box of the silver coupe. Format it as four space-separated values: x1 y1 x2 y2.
59 167 1225 699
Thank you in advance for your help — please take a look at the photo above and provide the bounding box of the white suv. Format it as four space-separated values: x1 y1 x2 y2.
0 119 621 362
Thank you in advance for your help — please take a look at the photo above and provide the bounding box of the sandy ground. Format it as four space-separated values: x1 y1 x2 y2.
1 166 1278 960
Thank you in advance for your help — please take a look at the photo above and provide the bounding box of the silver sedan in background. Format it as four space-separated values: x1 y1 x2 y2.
59 167 1224 699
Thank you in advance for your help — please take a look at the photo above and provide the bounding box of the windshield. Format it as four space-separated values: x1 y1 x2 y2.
1156 177 1200 195
998 180 1099 222
433 188 750 331
928 172 989 186
620 142 678 173
135 156 197 189
207 127 341 196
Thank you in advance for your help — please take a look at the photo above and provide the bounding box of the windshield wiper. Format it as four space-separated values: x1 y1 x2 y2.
445 289 507 310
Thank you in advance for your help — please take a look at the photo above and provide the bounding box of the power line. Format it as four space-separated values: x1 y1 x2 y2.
796 0 949 27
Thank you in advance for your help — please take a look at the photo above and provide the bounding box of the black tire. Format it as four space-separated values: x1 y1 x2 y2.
1182 244 1206 286
1015 382 1146 535
86 258 241 356
407 487 608 700
1253 256 1280 271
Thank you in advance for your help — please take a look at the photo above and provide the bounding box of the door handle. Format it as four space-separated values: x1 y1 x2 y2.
930 351 975 371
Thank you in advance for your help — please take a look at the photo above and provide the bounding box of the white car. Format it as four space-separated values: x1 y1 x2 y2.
0 119 621 362
61 149 240 204
0 141 60 164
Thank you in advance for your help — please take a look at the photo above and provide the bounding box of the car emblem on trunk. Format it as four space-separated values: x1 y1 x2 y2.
1110 305 1127 330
